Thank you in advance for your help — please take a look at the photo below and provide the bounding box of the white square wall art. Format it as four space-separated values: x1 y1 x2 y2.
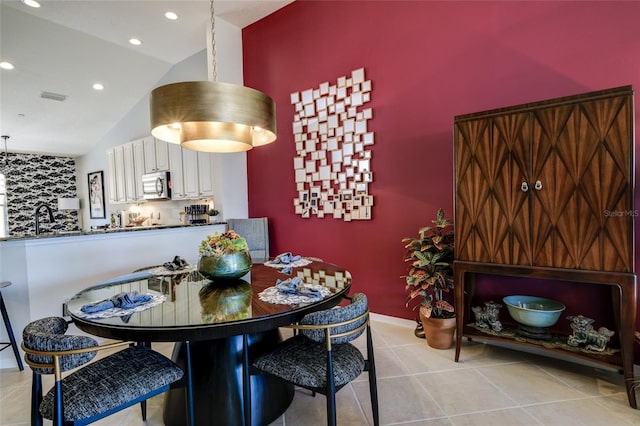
290 67 375 221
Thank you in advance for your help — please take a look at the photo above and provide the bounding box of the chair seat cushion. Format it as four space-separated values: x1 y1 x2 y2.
252 335 364 391
39 346 183 422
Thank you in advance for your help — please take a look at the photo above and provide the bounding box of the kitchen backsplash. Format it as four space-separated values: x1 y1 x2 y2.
5 153 77 236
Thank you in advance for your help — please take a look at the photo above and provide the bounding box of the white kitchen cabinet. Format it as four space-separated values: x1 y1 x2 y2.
122 141 145 202
197 152 214 197
181 149 199 198
109 145 126 203
168 143 187 199
142 136 156 173
155 139 170 171
167 146 215 200
106 148 120 204
143 136 170 173
131 139 145 201
122 142 135 202
109 138 215 203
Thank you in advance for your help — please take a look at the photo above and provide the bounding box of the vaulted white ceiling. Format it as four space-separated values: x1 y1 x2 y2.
0 0 293 157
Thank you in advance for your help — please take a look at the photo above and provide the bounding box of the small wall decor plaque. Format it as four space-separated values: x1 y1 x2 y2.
88 170 106 219
290 67 374 221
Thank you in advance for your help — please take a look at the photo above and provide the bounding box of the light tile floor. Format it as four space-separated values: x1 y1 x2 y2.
1 315 639 425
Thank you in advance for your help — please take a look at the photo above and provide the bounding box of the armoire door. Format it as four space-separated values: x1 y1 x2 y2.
531 92 634 272
456 88 634 272
454 112 531 265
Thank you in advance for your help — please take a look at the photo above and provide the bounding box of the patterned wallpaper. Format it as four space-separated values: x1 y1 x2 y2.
5 153 78 236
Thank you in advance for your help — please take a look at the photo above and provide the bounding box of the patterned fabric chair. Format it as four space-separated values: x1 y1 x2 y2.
227 217 270 261
22 317 186 426
247 293 379 426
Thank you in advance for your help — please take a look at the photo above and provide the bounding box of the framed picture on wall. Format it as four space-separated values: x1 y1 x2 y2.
88 170 106 219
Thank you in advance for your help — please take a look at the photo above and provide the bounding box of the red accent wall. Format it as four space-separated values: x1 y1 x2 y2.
242 1 640 330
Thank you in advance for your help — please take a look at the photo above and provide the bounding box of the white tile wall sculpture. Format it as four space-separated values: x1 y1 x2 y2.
290 67 374 221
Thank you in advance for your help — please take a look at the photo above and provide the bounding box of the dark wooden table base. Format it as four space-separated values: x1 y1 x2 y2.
163 330 295 426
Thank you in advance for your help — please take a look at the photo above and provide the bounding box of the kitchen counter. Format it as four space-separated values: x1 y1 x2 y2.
0 222 227 241
0 223 227 369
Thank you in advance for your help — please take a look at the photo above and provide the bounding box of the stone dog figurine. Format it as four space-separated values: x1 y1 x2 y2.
472 301 503 332
566 315 614 352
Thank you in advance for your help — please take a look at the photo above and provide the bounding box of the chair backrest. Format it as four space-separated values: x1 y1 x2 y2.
227 217 270 260
22 316 97 374
300 293 369 345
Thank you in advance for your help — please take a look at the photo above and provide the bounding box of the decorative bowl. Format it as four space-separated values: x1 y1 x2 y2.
503 295 566 328
132 216 148 225
199 280 252 323
198 251 252 281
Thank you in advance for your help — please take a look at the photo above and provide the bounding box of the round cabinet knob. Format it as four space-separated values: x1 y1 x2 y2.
521 182 529 192
534 180 543 190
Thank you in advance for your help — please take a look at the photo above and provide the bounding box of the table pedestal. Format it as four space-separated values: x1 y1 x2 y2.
163 330 295 426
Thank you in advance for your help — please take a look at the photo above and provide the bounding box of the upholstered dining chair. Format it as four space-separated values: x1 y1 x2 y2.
245 293 379 426
227 217 270 260
22 316 188 426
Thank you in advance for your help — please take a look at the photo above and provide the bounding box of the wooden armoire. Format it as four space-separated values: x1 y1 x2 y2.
453 86 637 408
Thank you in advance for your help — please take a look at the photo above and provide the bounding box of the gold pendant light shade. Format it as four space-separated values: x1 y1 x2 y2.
150 81 277 153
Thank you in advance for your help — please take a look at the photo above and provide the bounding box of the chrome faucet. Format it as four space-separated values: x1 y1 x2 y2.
35 203 55 235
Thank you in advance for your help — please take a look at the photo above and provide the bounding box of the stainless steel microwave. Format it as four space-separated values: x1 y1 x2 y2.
142 171 171 200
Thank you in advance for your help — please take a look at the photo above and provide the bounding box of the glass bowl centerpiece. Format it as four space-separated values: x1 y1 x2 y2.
198 230 252 280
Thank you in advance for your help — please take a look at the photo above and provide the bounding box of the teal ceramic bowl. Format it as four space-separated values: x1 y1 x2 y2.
503 295 566 328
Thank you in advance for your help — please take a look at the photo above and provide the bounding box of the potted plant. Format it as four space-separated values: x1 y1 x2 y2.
198 230 252 280
207 208 220 223
402 209 455 349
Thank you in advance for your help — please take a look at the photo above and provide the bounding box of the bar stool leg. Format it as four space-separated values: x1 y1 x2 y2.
0 288 24 371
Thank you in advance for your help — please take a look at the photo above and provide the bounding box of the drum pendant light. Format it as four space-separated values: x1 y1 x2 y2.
149 0 276 153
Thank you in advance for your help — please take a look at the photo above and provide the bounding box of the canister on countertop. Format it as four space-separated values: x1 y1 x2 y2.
119 210 128 227
179 211 188 225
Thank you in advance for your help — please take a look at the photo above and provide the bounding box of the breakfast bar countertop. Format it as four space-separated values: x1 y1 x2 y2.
0 222 228 369
0 222 227 242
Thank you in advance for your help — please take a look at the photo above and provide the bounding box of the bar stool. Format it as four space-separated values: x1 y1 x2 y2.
0 281 24 371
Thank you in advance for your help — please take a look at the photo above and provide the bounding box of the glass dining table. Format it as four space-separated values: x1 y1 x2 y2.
67 259 352 426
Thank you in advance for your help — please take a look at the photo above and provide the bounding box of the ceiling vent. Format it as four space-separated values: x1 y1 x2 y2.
40 91 67 102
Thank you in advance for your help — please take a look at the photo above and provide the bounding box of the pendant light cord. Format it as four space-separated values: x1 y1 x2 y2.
210 0 217 82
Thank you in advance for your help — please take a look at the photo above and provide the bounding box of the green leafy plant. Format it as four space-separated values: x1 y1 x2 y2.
207 209 220 216
199 230 248 257
402 209 455 319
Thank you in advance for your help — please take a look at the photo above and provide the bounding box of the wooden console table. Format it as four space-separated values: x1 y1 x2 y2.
454 261 637 409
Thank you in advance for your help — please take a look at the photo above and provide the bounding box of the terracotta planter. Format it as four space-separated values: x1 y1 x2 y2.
419 307 456 349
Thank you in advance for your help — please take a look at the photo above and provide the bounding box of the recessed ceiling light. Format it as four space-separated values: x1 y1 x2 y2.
0 61 14 70
129 38 143 46
165 11 178 20
93 83 105 91
21 0 40 8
